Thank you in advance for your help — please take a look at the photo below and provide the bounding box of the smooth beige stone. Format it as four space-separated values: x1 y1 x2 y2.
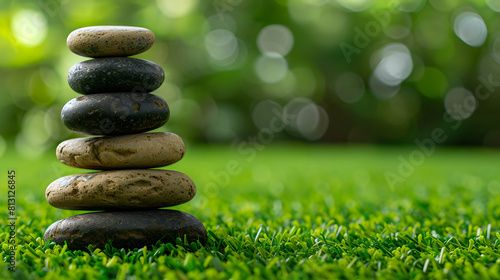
67 26 155 57
56 132 185 170
45 169 196 210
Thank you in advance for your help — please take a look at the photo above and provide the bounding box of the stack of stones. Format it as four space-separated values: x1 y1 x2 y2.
43 26 207 250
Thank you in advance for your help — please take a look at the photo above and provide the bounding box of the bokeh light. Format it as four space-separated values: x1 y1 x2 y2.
204 28 248 69
254 53 288 84
205 29 238 60
296 102 329 141
454 12 487 47
157 0 197 18
284 98 329 140
486 0 500 12
369 74 400 100
444 88 477 120
373 43 413 86
11 9 47 47
257 25 294 56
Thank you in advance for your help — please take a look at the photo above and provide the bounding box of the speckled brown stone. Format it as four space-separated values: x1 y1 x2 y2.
68 57 165 94
56 132 185 170
67 26 155 57
61 92 169 135
45 169 195 210
44 210 207 250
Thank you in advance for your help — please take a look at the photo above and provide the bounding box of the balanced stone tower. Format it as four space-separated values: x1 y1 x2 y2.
43 26 207 250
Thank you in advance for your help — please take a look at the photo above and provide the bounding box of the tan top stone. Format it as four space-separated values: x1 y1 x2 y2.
67 26 155 57
45 169 196 210
56 132 185 170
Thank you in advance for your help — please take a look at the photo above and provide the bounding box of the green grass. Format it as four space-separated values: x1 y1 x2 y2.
1 144 500 279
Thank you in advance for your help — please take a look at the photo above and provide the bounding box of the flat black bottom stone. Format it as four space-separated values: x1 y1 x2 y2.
44 210 207 250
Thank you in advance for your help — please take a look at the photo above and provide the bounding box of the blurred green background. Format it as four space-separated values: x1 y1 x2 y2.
1 0 500 158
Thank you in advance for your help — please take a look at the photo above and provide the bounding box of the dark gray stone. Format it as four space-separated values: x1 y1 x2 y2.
61 92 169 135
44 210 207 250
68 57 165 94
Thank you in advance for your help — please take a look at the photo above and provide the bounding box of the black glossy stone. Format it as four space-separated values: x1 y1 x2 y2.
68 57 164 94
61 92 169 135
44 210 207 250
